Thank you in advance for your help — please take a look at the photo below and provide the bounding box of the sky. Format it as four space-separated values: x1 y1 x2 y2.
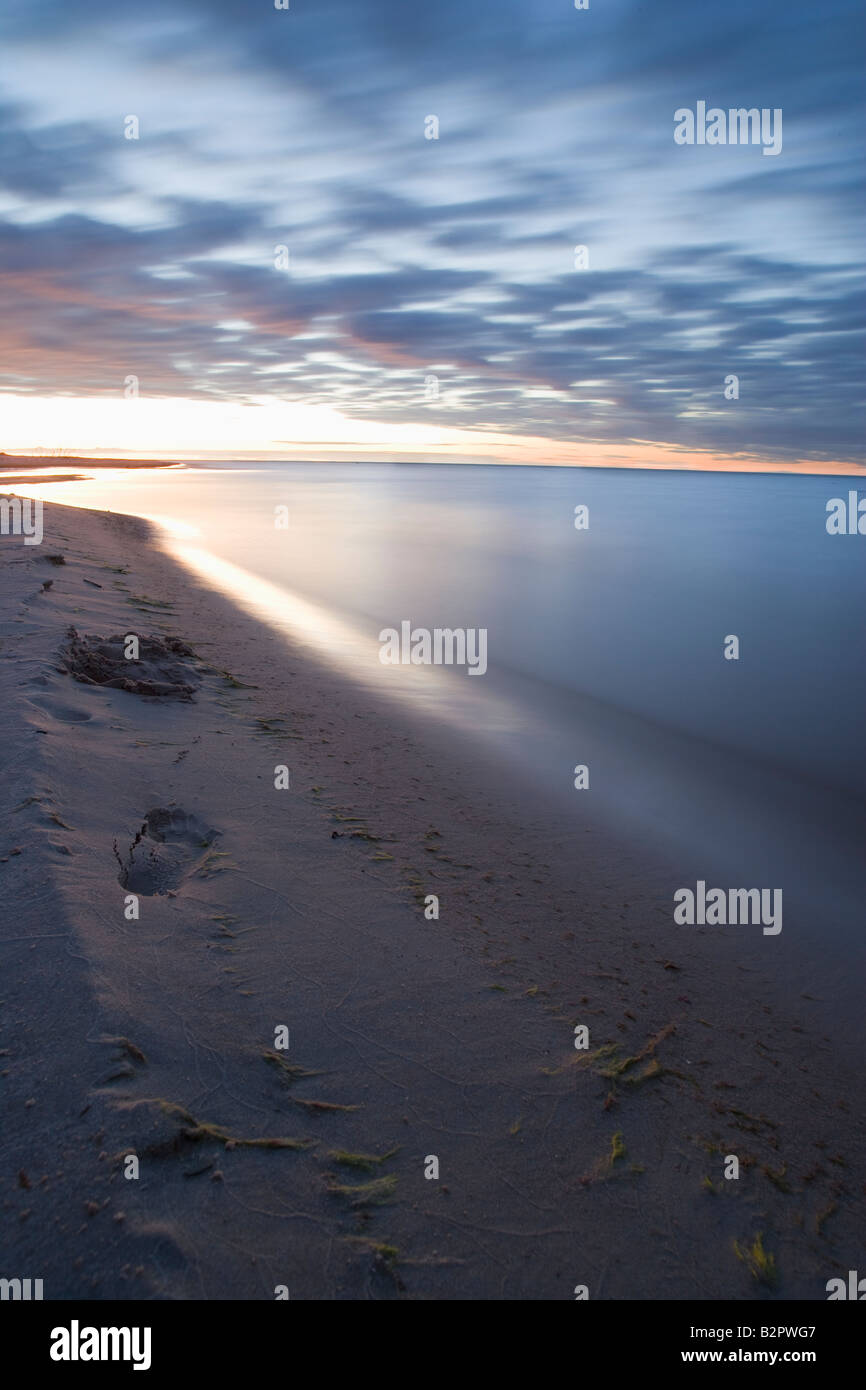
0 0 863 468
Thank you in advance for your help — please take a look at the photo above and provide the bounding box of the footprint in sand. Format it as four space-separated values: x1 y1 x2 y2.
27 696 93 724
116 807 219 896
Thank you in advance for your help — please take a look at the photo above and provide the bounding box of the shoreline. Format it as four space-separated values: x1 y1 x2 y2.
0 455 180 472
1 498 863 1299
2 452 865 478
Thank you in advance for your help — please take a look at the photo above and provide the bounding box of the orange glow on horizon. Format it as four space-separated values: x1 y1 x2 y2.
0 391 861 475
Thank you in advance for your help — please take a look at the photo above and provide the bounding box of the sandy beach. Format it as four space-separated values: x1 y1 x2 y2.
0 495 862 1301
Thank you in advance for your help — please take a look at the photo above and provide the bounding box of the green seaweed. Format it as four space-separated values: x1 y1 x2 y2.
262 1051 321 1084
329 1148 399 1172
734 1233 777 1287
325 1174 398 1207
293 1098 360 1115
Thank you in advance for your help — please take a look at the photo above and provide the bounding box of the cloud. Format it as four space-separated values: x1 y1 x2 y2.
0 0 862 463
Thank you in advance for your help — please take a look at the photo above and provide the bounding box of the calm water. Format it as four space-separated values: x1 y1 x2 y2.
14 463 865 780
9 461 866 995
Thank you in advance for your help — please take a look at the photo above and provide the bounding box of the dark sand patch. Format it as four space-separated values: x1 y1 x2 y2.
60 626 200 700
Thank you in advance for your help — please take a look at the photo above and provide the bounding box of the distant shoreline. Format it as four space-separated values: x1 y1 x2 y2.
0 453 178 472
0 472 92 484
0 451 863 477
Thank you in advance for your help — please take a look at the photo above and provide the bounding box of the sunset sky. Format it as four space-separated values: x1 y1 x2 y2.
0 0 862 469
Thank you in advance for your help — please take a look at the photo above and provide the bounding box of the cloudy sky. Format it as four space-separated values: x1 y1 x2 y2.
0 0 862 466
